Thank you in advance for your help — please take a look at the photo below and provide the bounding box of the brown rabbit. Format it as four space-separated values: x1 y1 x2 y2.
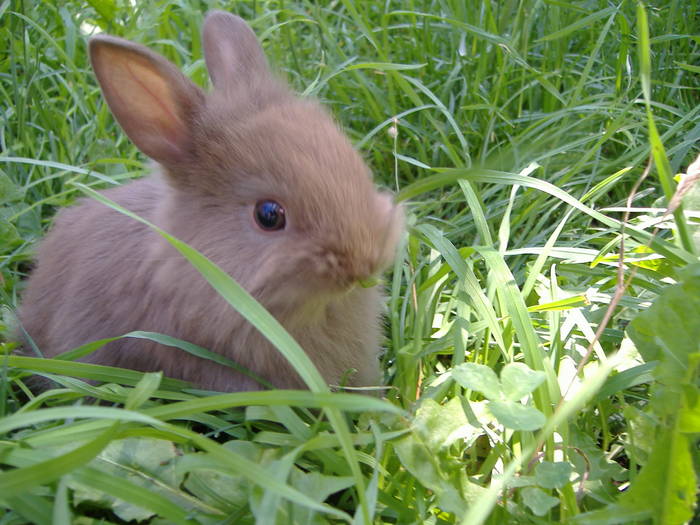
18 11 403 392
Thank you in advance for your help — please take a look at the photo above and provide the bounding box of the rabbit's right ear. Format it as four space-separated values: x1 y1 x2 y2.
89 35 204 164
203 11 273 94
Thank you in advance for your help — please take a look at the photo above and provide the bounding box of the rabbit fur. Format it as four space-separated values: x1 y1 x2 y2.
18 11 404 392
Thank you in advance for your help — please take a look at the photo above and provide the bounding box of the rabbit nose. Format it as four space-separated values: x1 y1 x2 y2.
322 249 376 286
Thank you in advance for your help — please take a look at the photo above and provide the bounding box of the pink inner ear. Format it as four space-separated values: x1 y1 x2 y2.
91 39 198 164
125 62 184 130
119 66 188 156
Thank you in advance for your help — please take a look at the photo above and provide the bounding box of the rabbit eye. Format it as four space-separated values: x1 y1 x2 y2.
254 200 286 231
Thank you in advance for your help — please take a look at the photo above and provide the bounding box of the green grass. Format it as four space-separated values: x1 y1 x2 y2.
1 0 699 523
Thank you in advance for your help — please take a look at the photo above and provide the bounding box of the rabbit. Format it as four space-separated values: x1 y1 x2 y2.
18 11 404 392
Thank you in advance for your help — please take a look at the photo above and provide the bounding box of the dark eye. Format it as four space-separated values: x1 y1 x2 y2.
254 200 286 231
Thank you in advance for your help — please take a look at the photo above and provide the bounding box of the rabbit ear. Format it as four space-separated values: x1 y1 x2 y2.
89 35 203 164
203 11 272 93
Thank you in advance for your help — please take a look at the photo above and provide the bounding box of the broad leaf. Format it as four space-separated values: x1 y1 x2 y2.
521 487 559 516
413 397 480 451
452 363 501 400
71 438 186 522
627 263 700 387
500 363 546 401
534 461 573 489
488 401 545 431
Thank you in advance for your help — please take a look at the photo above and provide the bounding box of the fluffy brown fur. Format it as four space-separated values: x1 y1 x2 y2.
18 11 403 392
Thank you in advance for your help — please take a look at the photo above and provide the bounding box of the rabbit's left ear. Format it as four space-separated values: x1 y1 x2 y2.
203 11 273 94
89 35 203 164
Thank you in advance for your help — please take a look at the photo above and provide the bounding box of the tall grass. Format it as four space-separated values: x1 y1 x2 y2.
1 1 699 523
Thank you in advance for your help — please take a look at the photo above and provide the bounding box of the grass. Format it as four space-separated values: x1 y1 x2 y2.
1 0 699 523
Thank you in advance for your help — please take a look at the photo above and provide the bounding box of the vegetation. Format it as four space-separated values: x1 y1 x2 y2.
1 0 698 523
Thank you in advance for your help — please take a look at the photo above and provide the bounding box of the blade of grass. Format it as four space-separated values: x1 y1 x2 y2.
636 1 695 254
397 168 696 265
0 423 118 499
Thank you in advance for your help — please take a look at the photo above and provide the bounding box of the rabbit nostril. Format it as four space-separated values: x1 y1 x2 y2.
318 247 378 289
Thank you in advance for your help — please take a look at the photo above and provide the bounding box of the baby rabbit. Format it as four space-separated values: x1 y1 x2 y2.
18 11 403 392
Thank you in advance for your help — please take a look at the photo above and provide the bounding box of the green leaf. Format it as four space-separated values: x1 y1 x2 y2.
393 433 464 515
627 263 700 386
5 355 190 390
163 424 352 521
521 487 559 516
418 224 507 355
393 432 485 517
499 363 546 402
588 262 700 524
71 437 198 522
476 246 554 413
85 0 117 28
413 397 479 451
593 362 656 403
125 372 162 410
526 294 590 312
488 401 545 431
0 406 163 435
577 428 695 525
675 61 700 74
179 441 263 513
568 427 626 487
2 494 53 525
124 331 273 389
623 406 655 465
53 478 71 525
534 461 573 490
0 424 117 498
679 382 700 433
535 6 616 42
0 171 24 202
69 466 198 525
145 390 403 421
452 363 501 400
285 469 355 523
182 468 247 514
345 61 426 71
0 219 20 248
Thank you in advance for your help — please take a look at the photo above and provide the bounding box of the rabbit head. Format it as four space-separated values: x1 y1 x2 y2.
68 10 403 389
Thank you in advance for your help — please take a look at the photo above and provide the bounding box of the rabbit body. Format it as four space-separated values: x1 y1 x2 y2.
19 11 403 391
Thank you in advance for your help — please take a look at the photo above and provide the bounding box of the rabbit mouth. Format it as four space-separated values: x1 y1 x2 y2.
245 247 380 312
316 248 379 289
323 267 380 295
